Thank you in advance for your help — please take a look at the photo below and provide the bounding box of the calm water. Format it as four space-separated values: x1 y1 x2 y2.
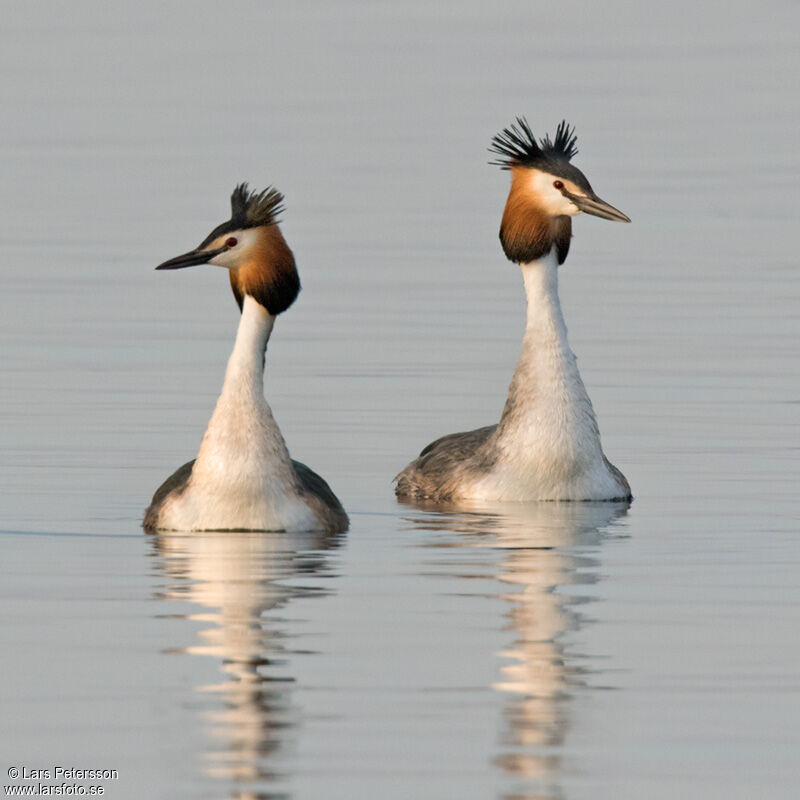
2 2 799 798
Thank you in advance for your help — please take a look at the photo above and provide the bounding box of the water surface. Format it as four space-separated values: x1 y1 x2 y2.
1 2 799 798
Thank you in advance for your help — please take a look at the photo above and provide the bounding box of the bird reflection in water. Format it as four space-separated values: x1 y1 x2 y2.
150 529 341 797
399 499 629 798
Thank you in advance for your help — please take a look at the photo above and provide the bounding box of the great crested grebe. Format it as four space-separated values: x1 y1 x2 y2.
144 184 348 533
395 119 632 503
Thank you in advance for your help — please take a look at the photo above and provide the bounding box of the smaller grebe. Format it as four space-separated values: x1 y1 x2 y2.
145 185 348 533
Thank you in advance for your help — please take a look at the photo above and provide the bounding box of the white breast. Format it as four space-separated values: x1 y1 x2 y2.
458 250 627 502
156 297 324 532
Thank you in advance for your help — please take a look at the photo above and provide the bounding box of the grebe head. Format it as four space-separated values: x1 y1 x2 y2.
489 118 630 264
156 184 300 315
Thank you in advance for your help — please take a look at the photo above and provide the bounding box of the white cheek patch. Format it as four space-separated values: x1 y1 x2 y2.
208 250 237 269
208 228 258 268
528 171 581 216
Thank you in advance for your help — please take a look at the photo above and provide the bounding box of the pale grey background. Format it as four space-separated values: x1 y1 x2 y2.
1 2 798 798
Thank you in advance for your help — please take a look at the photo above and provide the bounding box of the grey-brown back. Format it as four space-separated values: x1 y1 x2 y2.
603 456 632 501
143 459 196 533
292 459 349 533
394 425 497 501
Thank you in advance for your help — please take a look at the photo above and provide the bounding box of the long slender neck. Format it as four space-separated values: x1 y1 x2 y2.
521 248 569 349
497 247 597 436
192 292 298 505
221 294 274 400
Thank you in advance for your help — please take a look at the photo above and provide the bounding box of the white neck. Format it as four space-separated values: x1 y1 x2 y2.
521 247 570 354
468 248 628 501
197 293 293 477
159 295 324 531
221 295 275 400
496 248 602 459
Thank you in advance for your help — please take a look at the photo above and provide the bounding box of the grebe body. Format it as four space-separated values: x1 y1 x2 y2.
395 120 631 503
145 185 348 533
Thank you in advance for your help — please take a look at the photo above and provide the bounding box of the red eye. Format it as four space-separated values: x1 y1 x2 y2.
553 180 565 190
225 237 238 247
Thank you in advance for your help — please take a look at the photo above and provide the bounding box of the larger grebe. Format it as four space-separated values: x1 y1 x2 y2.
144 184 348 533
395 119 631 503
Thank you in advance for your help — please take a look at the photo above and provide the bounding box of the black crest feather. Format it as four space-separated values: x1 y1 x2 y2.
489 118 579 170
198 183 285 249
230 183 285 228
